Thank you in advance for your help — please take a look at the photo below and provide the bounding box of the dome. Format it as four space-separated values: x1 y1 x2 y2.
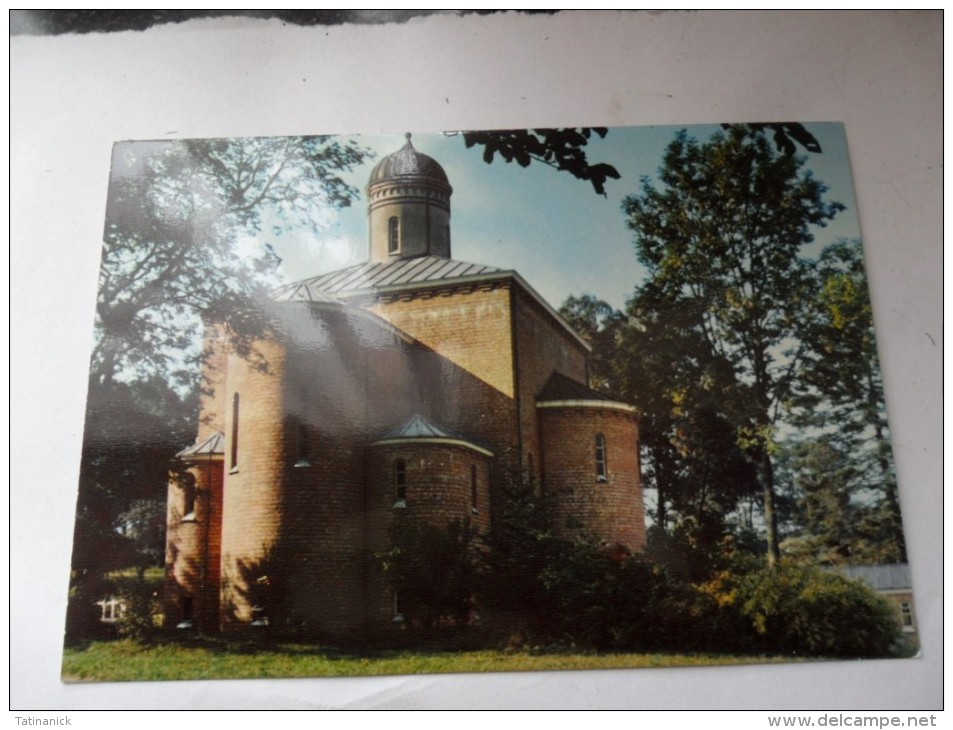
368 134 451 189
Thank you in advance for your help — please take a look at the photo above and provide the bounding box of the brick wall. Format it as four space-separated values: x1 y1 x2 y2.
368 283 522 485
164 456 223 631
218 336 288 626
366 442 491 626
197 324 229 442
512 286 589 480
538 405 645 551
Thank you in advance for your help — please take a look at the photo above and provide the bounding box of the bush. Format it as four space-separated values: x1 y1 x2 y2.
716 561 900 657
115 581 162 643
381 514 482 627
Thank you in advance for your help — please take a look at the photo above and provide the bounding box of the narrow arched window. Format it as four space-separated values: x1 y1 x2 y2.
394 458 407 505
388 216 400 254
595 433 607 482
393 591 405 622
295 422 311 468
181 472 197 520
471 464 478 511
230 393 240 470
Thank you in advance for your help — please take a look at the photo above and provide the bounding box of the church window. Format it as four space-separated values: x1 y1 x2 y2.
595 434 607 482
392 591 405 622
230 393 240 471
181 473 197 521
388 216 400 254
394 458 407 507
471 464 478 512
294 422 311 468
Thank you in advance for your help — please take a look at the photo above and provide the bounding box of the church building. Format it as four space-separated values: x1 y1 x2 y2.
165 135 645 636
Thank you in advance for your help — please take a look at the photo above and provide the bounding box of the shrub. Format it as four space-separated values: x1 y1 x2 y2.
115 581 162 643
727 561 900 657
381 514 483 627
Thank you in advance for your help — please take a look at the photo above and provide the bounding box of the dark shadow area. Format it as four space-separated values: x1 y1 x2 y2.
11 10 561 36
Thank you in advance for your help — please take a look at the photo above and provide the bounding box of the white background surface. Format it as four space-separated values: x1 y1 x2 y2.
11 10 943 710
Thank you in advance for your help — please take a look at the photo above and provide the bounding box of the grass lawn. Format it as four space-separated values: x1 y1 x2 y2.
62 638 800 682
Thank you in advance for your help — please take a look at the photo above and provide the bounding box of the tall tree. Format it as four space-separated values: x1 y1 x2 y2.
790 238 905 562
94 136 369 388
622 126 844 563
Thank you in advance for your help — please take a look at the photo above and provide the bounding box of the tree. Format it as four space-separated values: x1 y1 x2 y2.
558 294 627 395
623 126 844 563
93 136 369 388
560 294 759 536
788 238 905 562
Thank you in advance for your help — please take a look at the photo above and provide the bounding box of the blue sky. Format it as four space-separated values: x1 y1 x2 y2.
271 123 862 312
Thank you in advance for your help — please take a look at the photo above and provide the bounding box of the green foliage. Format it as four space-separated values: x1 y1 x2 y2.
72 376 196 585
462 128 620 196
461 123 822 197
380 514 483 627
789 239 905 563
95 136 370 388
701 559 900 657
115 580 163 644
622 126 845 562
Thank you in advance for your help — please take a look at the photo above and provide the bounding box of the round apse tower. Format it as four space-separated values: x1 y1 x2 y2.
367 134 453 263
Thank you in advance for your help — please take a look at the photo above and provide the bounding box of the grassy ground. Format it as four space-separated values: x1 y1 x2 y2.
62 638 800 682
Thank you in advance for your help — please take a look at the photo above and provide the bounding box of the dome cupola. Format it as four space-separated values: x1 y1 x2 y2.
367 134 453 263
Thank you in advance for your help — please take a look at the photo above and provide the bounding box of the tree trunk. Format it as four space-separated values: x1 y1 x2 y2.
759 445 781 566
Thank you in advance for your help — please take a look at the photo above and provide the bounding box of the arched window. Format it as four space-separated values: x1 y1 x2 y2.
394 458 407 506
181 472 197 521
392 591 405 622
294 421 311 468
388 216 400 254
230 393 240 470
595 434 607 482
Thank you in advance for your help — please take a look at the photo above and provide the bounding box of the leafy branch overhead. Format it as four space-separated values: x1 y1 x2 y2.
461 128 621 196
729 122 823 156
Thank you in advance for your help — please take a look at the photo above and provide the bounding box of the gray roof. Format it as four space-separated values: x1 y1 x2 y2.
274 256 503 302
840 563 912 591
368 135 451 190
379 414 461 441
177 431 225 458
373 414 493 456
537 371 612 402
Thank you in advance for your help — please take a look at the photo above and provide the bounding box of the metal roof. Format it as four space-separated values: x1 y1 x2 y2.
368 135 451 190
274 256 503 302
177 431 225 458
840 563 912 591
379 414 460 441
372 414 494 457
537 371 612 402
